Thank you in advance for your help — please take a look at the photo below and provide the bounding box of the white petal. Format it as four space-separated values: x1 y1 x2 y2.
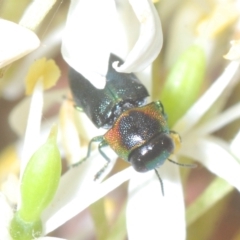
9 89 65 137
175 61 240 136
59 101 82 164
127 162 185 240
43 148 134 234
61 0 118 89
231 130 240 159
1 174 19 206
19 0 57 30
20 81 44 178
189 102 240 137
62 0 158 87
113 0 163 73
0 19 40 68
0 194 13 240
135 64 152 96
179 136 240 191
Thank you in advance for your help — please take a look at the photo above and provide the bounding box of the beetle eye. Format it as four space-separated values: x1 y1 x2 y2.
128 133 174 172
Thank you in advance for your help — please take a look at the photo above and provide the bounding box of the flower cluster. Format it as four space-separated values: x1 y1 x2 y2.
0 0 240 239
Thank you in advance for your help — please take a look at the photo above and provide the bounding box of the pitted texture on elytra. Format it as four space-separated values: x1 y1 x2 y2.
118 110 160 149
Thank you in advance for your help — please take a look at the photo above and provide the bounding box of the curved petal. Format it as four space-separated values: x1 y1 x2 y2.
113 0 163 73
62 0 159 87
59 100 82 164
0 19 40 68
20 81 43 178
61 0 118 89
179 136 240 191
231 130 240 159
19 0 57 30
175 61 240 136
126 162 185 240
189 102 240 137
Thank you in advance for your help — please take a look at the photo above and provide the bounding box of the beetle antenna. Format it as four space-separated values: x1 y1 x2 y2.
167 158 197 168
154 169 164 196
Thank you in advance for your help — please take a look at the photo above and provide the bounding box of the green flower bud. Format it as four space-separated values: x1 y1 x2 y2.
161 45 206 127
10 125 61 240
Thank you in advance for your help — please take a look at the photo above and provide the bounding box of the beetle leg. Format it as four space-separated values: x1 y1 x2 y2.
94 140 111 180
154 169 164 196
72 135 104 167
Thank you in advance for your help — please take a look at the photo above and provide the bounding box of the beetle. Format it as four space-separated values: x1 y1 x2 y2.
68 54 195 195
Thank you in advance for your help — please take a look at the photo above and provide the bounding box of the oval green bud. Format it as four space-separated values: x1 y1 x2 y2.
19 125 61 221
10 125 61 240
161 45 206 127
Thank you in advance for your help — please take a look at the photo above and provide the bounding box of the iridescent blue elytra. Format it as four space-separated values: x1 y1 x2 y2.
68 54 193 195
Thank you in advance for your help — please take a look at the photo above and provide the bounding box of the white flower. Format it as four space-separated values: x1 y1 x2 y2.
1 0 240 239
61 0 162 89
45 0 240 238
41 61 240 240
